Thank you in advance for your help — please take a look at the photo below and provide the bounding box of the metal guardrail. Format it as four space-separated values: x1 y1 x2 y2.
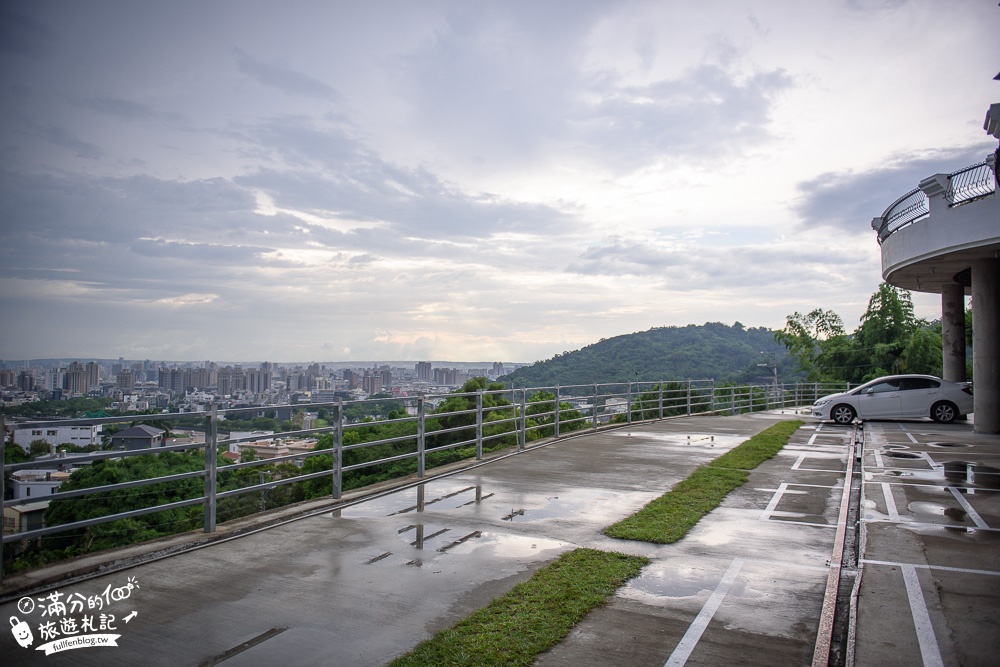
945 160 995 205
875 160 996 243
2 380 850 579
876 188 928 242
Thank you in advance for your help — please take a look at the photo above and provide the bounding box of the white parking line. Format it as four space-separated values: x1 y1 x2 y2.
873 449 885 468
896 423 919 444
760 483 788 521
791 453 807 470
901 564 944 667
862 559 1000 577
948 487 989 529
664 558 746 667
881 482 900 522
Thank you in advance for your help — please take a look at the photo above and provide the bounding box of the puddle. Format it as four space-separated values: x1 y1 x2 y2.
884 451 921 459
397 523 452 549
627 565 721 599
928 442 970 448
611 432 745 449
338 483 492 517
907 501 968 524
441 531 566 558
495 488 631 522
943 461 1000 489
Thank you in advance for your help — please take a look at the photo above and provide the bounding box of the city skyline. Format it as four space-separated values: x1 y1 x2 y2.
2 1 997 363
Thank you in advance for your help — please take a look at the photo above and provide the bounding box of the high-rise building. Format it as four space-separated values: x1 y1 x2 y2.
116 369 135 393
86 361 101 390
64 362 87 396
0 369 15 388
416 362 432 381
17 370 35 391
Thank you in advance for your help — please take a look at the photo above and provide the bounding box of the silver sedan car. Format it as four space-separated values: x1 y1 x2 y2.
811 374 973 425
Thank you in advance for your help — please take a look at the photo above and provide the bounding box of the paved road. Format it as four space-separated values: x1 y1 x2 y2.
2 413 996 666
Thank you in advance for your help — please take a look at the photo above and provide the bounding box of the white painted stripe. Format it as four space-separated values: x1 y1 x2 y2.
760 483 787 521
873 449 884 468
862 559 1000 577
881 482 900 522
764 520 837 529
918 452 942 470
664 558 745 667
901 564 944 667
863 519 1000 532
948 487 989 529
863 480 999 493
791 453 807 470
896 423 919 444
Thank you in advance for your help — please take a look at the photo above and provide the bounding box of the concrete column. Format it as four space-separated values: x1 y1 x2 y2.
971 258 1000 434
941 282 967 382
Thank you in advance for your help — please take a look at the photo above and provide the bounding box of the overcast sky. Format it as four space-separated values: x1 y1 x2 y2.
1 1 997 364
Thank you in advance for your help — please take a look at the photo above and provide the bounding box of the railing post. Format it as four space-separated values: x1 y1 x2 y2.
658 383 664 420
417 396 426 477
476 390 483 460
626 382 633 424
519 390 526 450
554 385 561 437
592 384 599 430
203 405 218 533
710 380 716 413
686 381 692 416
333 399 343 499
731 385 736 416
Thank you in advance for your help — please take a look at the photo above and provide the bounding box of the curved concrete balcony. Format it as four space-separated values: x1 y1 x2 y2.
872 159 999 292
871 149 999 433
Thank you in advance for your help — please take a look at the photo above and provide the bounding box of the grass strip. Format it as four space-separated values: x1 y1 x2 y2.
603 420 803 544
388 547 649 667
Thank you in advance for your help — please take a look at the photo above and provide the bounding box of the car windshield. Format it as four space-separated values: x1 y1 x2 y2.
858 379 901 394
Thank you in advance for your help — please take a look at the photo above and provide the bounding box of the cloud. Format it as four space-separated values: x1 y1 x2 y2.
575 65 793 170
42 124 104 159
237 52 342 99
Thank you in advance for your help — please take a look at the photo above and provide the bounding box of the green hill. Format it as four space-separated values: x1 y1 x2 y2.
501 322 793 388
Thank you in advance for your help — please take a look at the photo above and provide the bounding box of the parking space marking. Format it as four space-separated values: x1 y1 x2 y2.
663 557 745 667
881 482 900 522
901 564 944 667
872 448 885 468
760 482 788 521
896 423 919 444
791 453 807 470
948 487 989 529
862 559 1000 577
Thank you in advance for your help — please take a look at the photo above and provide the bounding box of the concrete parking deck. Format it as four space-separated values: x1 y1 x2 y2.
1 413 997 666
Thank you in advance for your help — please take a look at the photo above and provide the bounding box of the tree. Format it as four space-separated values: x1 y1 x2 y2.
774 309 848 381
29 439 51 458
854 284 918 380
776 283 942 384
525 391 585 438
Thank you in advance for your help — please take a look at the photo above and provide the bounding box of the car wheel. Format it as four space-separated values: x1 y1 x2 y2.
931 401 958 423
831 404 856 425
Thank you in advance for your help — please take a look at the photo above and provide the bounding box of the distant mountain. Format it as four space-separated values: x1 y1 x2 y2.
500 322 794 388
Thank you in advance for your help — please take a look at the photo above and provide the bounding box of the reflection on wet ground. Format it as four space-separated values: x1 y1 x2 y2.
365 528 567 566
338 478 641 526
610 431 746 449
338 481 493 517
943 461 1000 489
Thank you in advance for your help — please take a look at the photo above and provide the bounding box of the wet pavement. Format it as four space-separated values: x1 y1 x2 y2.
1 413 997 666
853 420 1000 667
